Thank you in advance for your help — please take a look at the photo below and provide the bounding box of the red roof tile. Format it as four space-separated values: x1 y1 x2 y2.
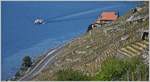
100 11 118 21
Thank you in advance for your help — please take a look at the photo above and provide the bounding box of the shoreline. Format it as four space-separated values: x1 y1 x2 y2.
9 33 84 81
2 1 142 80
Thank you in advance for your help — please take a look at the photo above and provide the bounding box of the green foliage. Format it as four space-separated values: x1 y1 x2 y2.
22 56 32 68
95 57 149 81
95 57 128 80
56 69 91 81
55 57 148 81
12 56 32 80
124 57 149 81
15 71 21 77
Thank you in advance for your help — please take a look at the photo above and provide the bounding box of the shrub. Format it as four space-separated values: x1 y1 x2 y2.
22 56 32 68
95 57 149 81
95 57 128 80
56 69 91 81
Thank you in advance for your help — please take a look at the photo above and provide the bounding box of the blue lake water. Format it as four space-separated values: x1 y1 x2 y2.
1 1 140 80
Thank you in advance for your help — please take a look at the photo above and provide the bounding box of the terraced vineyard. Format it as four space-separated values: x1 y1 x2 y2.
32 2 149 81
118 40 149 58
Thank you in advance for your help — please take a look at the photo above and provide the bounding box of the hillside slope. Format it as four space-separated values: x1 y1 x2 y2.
32 2 149 80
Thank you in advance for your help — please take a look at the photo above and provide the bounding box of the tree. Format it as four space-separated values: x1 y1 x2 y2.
12 56 32 80
15 71 21 77
22 56 32 68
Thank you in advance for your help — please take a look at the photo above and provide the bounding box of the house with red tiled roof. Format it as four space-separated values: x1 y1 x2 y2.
94 11 119 25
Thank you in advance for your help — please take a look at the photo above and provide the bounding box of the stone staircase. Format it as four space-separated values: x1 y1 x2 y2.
118 40 149 58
